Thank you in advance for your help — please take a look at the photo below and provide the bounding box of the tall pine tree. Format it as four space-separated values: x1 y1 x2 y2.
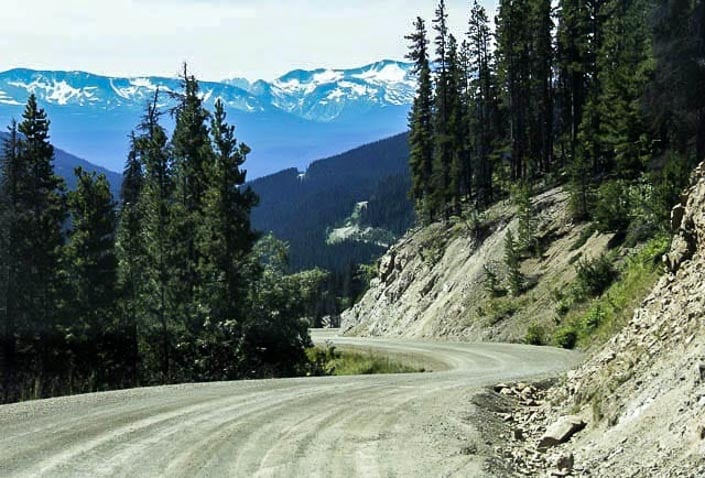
406 17 435 222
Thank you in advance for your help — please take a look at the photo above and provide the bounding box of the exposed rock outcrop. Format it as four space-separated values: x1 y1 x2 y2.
493 162 705 477
342 188 612 342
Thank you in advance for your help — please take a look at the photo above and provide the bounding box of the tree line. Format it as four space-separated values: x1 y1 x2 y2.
407 0 704 233
0 67 326 404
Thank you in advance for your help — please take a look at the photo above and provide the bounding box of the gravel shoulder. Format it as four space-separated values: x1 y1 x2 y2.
0 330 580 477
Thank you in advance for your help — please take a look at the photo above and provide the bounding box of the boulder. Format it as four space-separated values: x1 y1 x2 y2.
538 416 586 450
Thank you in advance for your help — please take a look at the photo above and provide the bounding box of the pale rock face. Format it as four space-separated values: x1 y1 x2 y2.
341 188 613 342
500 162 705 477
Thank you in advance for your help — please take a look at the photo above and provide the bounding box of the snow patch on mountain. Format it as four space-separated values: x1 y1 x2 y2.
0 59 415 123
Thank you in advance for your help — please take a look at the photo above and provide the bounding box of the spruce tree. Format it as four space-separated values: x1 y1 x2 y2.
15 95 67 393
137 92 175 382
467 0 498 205
196 99 259 378
595 0 654 178
430 0 455 218
170 65 214 361
0 122 20 401
116 132 144 385
64 168 119 388
405 17 435 222
504 230 525 296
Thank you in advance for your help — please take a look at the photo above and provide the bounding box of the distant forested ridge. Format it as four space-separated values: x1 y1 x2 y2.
250 133 413 272
0 68 328 404
406 0 704 241
249 133 415 311
0 132 122 199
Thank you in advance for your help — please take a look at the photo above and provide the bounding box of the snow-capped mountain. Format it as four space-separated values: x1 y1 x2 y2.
0 60 414 122
0 60 414 178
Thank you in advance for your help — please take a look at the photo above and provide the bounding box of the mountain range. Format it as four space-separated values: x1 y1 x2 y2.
0 60 415 178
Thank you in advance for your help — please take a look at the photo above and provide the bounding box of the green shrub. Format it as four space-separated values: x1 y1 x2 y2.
482 298 518 325
482 261 505 297
594 180 631 232
525 324 546 345
574 254 618 300
554 327 578 349
581 305 606 332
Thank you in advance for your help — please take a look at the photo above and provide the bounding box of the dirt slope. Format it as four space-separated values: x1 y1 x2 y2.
342 187 611 343
0 332 578 478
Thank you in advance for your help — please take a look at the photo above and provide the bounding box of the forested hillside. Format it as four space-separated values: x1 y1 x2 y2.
401 0 701 259
249 133 415 307
345 0 704 345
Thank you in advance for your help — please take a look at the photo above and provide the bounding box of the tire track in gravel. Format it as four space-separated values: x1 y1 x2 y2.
0 330 580 477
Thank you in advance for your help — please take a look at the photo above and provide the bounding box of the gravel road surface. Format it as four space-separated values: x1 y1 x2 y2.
0 330 580 477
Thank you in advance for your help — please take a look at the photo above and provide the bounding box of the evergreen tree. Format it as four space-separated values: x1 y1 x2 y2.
527 0 554 175
196 99 259 378
0 122 20 401
405 17 435 222
116 132 144 385
514 182 539 255
556 0 591 163
15 95 67 394
430 0 455 218
504 230 525 296
650 0 705 161
446 34 467 214
594 0 655 178
137 92 175 382
170 65 214 362
467 0 498 205
64 168 119 388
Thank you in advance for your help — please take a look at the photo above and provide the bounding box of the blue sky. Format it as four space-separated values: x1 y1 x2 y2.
1 0 496 81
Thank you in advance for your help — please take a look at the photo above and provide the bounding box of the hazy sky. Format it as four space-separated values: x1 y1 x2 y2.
0 0 495 81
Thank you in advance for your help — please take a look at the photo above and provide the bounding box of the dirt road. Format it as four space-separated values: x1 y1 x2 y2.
0 330 579 477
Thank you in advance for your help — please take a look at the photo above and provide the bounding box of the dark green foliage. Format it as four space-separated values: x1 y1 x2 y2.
525 324 546 345
248 134 413 314
513 183 539 255
594 180 631 232
64 167 120 387
482 261 504 297
0 74 323 403
554 327 578 349
406 17 435 221
245 235 326 377
0 96 68 400
574 254 619 300
504 231 525 296
198 99 258 337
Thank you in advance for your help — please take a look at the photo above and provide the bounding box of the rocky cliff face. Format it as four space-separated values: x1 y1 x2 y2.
492 163 705 477
341 188 612 342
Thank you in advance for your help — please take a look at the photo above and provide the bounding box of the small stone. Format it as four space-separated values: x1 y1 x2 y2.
538 416 587 450
556 452 575 471
494 383 509 393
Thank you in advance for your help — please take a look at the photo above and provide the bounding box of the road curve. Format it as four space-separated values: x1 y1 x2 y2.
0 330 580 477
